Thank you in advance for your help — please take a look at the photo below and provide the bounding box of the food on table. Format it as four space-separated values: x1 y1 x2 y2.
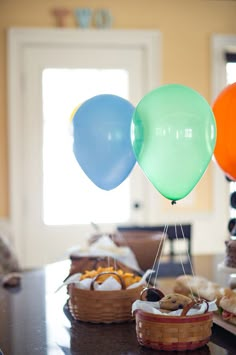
159 293 192 311
219 288 236 325
225 237 236 268
80 266 142 288
173 274 225 304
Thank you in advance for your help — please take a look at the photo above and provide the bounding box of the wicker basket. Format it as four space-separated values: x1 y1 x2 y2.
68 271 144 324
134 300 213 351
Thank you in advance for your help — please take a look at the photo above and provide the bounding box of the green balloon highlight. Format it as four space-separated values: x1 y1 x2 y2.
131 84 217 201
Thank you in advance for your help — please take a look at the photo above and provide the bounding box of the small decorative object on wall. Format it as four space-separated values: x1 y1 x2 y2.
94 9 113 28
52 7 71 27
74 8 113 29
74 8 92 28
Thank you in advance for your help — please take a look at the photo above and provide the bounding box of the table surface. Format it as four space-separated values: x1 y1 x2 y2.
0 255 235 355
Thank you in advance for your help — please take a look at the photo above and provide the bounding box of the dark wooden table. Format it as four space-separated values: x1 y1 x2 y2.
0 256 235 355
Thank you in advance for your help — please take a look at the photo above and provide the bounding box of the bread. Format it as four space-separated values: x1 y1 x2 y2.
174 275 198 296
219 288 236 325
173 274 225 304
159 293 192 311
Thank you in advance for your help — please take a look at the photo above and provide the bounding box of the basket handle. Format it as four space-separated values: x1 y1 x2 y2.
140 287 165 301
90 271 126 290
180 299 209 317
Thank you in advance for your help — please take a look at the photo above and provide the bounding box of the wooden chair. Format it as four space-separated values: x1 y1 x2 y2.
114 230 164 271
117 224 193 276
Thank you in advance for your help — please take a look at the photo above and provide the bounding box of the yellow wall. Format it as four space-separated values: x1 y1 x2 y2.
0 0 236 216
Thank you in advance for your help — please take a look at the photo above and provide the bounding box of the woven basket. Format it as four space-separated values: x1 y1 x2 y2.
134 300 213 351
68 271 144 324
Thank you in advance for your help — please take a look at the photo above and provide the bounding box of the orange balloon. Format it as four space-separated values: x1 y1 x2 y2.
213 82 236 180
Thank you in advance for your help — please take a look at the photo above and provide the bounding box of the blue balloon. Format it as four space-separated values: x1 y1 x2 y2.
73 94 136 190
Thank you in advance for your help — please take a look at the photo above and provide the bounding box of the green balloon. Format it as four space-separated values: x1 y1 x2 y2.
131 84 217 201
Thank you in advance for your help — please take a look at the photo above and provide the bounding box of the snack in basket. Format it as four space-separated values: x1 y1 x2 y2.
219 288 236 325
173 274 225 304
159 293 192 311
79 266 142 288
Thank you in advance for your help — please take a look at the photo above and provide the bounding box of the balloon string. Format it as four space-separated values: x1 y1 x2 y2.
148 222 200 301
171 200 176 205
147 224 168 288
110 234 117 271
175 223 200 301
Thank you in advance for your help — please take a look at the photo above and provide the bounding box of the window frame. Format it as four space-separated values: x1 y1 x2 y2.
211 34 236 101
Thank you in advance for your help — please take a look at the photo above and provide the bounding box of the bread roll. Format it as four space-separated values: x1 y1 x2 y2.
173 274 224 304
159 293 192 311
219 288 236 325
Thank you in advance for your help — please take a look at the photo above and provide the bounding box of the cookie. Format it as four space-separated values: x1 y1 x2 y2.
159 293 192 311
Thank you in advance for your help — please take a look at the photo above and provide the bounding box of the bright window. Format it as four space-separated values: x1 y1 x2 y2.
226 62 236 84
42 68 131 225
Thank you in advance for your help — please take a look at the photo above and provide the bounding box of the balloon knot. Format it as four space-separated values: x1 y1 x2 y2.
171 200 177 205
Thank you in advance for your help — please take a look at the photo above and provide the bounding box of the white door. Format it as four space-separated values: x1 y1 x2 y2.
8 29 161 268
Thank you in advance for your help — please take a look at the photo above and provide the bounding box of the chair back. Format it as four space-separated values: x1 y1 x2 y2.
117 225 192 276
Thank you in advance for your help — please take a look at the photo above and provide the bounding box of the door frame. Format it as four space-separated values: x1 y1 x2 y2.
211 34 236 100
7 28 162 265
